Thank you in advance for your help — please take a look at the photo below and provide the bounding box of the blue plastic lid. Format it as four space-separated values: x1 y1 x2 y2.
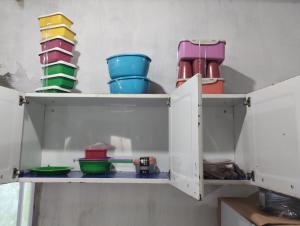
108 76 150 84
106 53 151 62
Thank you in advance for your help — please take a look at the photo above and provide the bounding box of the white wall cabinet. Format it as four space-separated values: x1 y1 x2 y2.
1 75 300 201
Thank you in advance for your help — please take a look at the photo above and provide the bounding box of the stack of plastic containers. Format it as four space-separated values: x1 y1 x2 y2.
106 53 151 94
177 40 226 94
36 12 78 93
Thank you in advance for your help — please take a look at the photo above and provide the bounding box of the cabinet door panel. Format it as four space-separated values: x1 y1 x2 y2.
248 76 300 198
169 75 203 200
0 87 24 184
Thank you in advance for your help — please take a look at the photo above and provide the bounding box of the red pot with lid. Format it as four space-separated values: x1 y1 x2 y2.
84 142 112 159
85 149 107 159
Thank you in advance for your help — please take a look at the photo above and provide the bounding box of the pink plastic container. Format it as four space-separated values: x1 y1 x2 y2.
39 47 73 64
178 40 226 63
40 36 75 52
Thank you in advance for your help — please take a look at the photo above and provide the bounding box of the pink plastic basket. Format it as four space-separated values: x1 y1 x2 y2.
40 36 75 52
39 47 73 64
178 40 226 63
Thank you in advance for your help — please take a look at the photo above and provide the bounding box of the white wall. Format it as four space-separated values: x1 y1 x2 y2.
1 0 300 225
33 183 255 226
1 0 300 94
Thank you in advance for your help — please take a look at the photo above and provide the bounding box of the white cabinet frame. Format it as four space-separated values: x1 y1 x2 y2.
0 75 203 200
1 75 300 200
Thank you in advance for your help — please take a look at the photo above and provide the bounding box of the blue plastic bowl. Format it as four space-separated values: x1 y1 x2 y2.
108 76 149 94
106 54 151 79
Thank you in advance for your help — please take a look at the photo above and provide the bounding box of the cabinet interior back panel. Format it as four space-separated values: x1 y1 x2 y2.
40 104 169 171
203 106 235 161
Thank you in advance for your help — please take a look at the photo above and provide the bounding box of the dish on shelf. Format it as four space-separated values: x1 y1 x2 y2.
30 166 72 175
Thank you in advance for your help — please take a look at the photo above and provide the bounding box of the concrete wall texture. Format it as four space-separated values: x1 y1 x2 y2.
1 0 300 94
1 0 300 225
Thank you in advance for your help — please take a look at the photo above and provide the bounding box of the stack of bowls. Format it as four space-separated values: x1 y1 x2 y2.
106 53 151 94
36 12 78 93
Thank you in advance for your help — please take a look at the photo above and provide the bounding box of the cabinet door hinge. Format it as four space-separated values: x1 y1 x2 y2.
247 170 255 181
166 98 171 107
243 97 251 107
12 168 20 179
19 96 29 106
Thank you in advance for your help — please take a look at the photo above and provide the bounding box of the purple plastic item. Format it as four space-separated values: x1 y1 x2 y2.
178 40 226 63
39 47 73 64
40 36 75 52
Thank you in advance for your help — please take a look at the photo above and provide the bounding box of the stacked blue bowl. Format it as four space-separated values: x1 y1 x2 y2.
106 53 151 94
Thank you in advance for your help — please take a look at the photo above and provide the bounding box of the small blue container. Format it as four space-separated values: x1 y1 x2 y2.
108 76 149 94
106 53 151 79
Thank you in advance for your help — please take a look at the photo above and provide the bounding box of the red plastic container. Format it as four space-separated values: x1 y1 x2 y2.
202 78 224 94
176 79 187 88
192 58 206 77
85 149 107 159
207 61 220 78
39 47 73 64
40 36 75 52
178 61 192 79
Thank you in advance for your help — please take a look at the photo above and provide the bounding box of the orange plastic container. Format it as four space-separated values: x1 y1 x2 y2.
202 78 224 94
176 79 187 87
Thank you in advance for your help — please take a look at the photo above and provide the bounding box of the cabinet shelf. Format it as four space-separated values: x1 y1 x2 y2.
202 94 246 106
25 93 247 106
203 179 252 186
19 171 170 184
25 93 170 106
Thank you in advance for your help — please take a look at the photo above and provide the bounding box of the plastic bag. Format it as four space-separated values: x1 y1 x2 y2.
203 159 246 180
259 188 300 219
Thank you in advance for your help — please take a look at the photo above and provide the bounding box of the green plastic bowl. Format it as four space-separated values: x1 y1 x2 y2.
41 74 77 89
42 61 77 76
79 159 111 174
35 86 71 93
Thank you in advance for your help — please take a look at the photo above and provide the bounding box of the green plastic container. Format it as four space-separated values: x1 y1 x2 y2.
41 73 77 89
79 159 111 174
42 60 77 76
35 86 71 93
30 166 72 175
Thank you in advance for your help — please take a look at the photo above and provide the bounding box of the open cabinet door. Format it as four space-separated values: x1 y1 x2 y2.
0 86 24 184
169 75 203 200
248 76 300 199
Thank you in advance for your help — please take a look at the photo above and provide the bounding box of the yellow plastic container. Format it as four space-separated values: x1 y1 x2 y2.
38 12 73 28
40 24 76 41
